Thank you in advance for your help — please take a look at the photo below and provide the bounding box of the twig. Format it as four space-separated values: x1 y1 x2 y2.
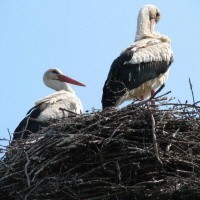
7 128 12 145
24 180 43 200
116 161 121 184
24 151 31 187
103 123 123 146
154 91 171 100
59 107 80 116
136 179 165 186
20 116 32 140
152 84 166 99
135 85 170 107
165 128 179 155
0 159 8 167
151 113 162 164
189 78 195 105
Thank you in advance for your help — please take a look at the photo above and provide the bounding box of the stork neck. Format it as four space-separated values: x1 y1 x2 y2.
135 8 152 41
62 84 75 93
53 82 75 93
44 78 75 93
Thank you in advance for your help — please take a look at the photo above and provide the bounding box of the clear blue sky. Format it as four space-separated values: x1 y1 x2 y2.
1 1 200 145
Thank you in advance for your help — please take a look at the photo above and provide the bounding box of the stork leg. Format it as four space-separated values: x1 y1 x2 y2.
150 90 156 105
151 90 155 98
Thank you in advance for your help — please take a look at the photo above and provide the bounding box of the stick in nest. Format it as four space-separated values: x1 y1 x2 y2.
134 84 171 107
189 78 195 105
24 151 31 187
151 113 162 164
59 108 80 116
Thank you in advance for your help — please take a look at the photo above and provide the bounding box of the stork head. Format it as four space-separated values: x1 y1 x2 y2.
148 5 160 33
43 68 86 92
135 4 161 41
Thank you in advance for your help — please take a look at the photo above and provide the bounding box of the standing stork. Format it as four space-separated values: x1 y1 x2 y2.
102 4 173 108
13 68 85 140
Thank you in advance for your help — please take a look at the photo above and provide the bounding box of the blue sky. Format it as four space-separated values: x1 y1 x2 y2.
1 1 200 145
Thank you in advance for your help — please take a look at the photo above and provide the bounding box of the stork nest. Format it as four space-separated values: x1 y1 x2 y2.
1 97 200 200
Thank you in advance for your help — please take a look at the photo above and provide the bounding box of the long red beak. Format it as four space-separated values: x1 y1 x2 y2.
58 74 86 87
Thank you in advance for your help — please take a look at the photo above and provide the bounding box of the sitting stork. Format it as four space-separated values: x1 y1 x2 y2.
102 4 173 108
13 68 85 140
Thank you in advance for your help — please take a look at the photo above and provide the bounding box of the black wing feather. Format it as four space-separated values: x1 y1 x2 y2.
102 50 172 108
13 105 44 140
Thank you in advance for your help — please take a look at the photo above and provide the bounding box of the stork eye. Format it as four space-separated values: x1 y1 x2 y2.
52 70 59 74
156 12 160 17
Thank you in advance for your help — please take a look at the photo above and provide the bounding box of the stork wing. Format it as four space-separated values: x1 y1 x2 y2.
35 90 83 121
13 106 43 140
102 41 173 108
13 91 83 141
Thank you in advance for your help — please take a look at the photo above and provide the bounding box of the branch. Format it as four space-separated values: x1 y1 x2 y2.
59 108 80 116
24 151 31 187
151 113 162 164
189 78 195 105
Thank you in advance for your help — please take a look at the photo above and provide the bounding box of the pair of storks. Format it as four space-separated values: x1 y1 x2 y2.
13 4 173 140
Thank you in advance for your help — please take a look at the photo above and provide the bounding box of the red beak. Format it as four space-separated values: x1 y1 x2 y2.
58 74 86 87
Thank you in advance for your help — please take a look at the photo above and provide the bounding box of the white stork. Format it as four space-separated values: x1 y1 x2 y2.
102 4 173 108
13 68 85 140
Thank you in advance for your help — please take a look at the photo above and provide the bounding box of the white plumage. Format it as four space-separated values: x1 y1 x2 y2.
36 90 83 121
127 39 172 64
13 68 85 140
102 4 173 108
36 68 85 121
117 38 173 105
